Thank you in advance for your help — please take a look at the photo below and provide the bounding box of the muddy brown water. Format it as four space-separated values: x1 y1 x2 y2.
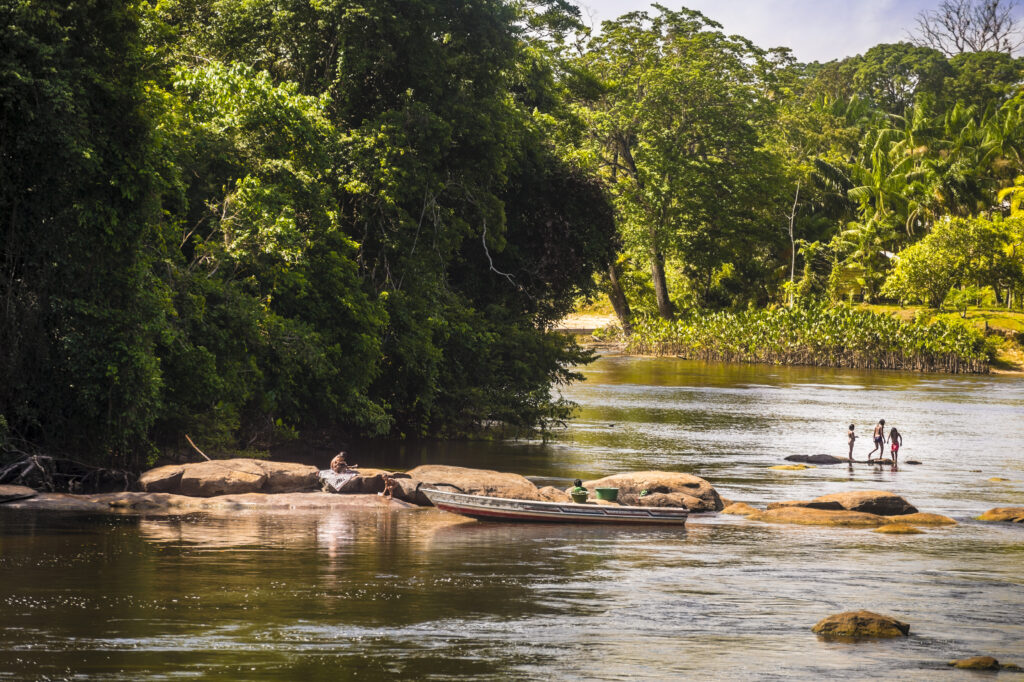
1 355 1022 680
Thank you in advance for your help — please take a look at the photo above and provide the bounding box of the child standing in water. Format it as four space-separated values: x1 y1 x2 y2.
889 427 903 467
867 419 886 460
847 424 857 461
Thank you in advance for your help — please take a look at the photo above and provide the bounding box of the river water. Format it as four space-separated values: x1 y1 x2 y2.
1 355 1022 680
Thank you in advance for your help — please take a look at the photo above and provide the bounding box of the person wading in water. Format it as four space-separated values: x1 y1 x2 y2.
867 419 886 461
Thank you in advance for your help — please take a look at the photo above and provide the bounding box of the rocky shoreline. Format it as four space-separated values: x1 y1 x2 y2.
2 459 1021 526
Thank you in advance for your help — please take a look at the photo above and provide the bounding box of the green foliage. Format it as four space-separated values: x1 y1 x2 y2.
881 215 1024 306
628 303 993 373
0 0 165 468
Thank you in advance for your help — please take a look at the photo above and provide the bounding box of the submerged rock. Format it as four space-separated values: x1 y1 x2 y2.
784 454 848 465
721 502 760 515
770 464 815 470
977 507 1024 523
0 484 37 504
810 490 918 516
747 507 889 527
884 512 956 525
948 656 1000 670
873 523 924 534
406 465 544 502
766 500 844 511
580 471 723 511
812 610 910 638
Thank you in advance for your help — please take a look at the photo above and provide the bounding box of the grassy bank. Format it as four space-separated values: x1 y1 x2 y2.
624 304 994 373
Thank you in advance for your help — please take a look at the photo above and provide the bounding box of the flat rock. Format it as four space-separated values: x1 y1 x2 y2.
977 507 1024 523
766 500 844 511
0 484 37 503
748 507 889 527
406 465 543 502
636 492 702 509
812 610 910 638
140 459 320 497
811 490 918 516
884 512 956 526
948 656 1000 670
580 471 722 511
770 464 814 470
785 454 848 465
4 491 414 512
721 502 760 515
873 523 924 534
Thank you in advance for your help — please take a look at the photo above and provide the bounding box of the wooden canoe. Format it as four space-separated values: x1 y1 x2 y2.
422 488 688 525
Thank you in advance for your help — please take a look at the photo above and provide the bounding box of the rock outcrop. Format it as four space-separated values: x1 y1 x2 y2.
0 484 37 504
579 471 722 511
810 490 918 516
977 507 1024 523
404 465 544 502
811 610 910 638
139 459 320 497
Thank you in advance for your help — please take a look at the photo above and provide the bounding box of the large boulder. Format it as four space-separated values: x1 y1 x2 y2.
636 492 704 509
977 507 1024 523
580 471 722 511
812 610 910 638
810 490 918 516
138 465 185 493
140 459 320 497
747 507 889 527
0 484 37 504
405 465 544 502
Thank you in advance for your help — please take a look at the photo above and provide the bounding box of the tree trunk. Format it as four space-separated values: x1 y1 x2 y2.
788 181 800 307
650 247 674 320
605 262 633 334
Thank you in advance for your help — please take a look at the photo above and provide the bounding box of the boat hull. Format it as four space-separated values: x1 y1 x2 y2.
422 489 688 525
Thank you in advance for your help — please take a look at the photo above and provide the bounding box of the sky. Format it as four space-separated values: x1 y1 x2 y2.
574 0 940 63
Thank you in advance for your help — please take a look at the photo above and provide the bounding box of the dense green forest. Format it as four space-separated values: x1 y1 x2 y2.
3 0 1024 469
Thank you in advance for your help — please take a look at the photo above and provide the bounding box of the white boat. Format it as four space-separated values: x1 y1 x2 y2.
422 488 688 525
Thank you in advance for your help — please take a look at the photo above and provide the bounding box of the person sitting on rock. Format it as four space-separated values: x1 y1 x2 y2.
321 452 360 493
330 452 357 473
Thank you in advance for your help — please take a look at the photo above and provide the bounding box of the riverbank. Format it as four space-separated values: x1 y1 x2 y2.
559 304 1024 374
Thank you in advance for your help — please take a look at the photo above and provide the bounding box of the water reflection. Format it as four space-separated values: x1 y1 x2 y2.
1 355 1023 679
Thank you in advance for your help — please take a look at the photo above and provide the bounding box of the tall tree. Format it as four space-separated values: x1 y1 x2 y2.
912 0 1024 55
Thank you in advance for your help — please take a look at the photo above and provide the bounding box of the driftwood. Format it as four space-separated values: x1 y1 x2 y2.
0 454 136 494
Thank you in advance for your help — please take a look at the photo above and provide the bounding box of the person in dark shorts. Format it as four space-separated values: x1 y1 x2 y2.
867 419 886 461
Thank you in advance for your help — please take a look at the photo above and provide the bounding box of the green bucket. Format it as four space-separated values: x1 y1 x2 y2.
570 491 589 504
594 487 619 502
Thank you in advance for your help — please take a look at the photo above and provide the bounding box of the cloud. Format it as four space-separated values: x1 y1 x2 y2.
576 0 935 62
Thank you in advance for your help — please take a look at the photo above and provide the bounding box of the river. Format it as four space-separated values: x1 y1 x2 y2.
1 355 1022 680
